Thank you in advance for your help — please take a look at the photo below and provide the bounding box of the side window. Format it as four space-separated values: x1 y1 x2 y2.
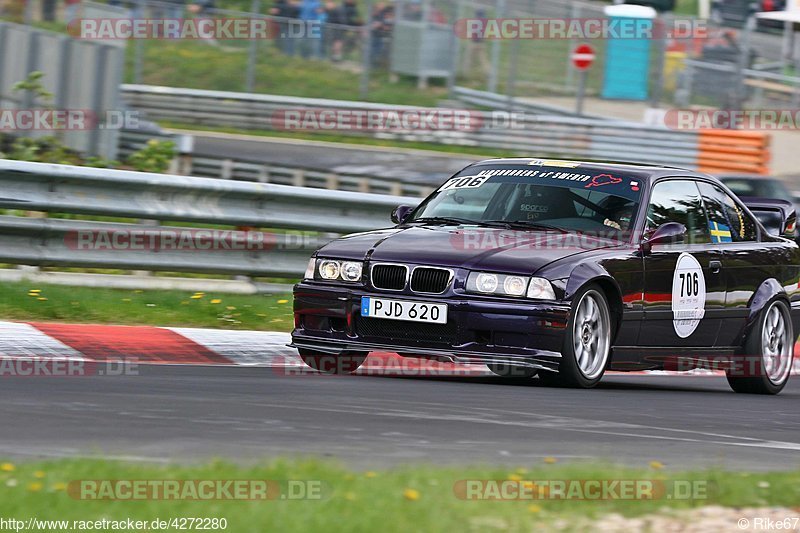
647 180 711 244
697 182 758 242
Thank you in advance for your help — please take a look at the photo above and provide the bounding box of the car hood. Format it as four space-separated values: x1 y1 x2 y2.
317 225 623 276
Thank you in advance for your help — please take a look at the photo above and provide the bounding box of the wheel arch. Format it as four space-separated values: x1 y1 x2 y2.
564 264 623 344
740 278 791 347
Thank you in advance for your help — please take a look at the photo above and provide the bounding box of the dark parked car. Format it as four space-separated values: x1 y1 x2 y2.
720 174 800 244
710 0 787 29
292 159 800 394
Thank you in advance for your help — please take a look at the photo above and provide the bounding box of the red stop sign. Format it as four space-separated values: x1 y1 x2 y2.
571 44 595 71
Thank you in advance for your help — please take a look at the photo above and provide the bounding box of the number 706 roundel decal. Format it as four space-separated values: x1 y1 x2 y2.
672 252 706 338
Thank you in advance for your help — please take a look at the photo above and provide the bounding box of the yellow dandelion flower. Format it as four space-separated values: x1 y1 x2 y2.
37 297 48 301
210 299 222 304
190 294 204 299
52 482 67 491
27 482 43 492
29 289 41 293
649 461 664 470
508 473 522 482
33 471 45 479
515 467 529 475
277 299 289 304
364 471 377 478
543 457 557 464
344 492 357 501
527 504 542 514
1 463 15 472
403 488 420 501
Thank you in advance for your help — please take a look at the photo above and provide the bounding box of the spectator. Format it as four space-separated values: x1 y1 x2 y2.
271 0 301 55
460 8 488 80
42 0 57 21
340 0 360 57
341 0 359 26
324 0 344 61
299 0 324 59
370 2 393 68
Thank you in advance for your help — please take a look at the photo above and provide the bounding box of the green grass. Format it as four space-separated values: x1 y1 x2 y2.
130 38 447 105
0 458 797 532
0 281 294 331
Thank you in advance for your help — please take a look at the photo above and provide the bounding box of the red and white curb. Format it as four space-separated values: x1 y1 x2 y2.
0 321 797 377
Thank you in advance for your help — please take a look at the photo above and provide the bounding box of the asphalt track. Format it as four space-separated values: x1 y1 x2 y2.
1 365 798 470
188 131 478 186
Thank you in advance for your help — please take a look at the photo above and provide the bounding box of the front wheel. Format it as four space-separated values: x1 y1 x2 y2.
727 300 793 395
541 285 612 388
298 349 367 374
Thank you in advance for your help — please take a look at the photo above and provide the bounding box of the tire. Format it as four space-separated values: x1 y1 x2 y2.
540 284 612 388
298 349 367 374
487 363 538 379
727 299 793 395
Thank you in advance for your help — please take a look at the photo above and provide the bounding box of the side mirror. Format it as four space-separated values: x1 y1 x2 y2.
391 205 413 225
641 222 686 254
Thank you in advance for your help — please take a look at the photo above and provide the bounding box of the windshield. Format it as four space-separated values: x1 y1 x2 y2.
409 164 643 240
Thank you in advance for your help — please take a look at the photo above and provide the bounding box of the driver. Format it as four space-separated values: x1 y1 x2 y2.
602 199 635 231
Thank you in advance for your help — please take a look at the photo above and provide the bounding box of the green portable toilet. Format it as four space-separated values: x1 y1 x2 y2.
602 4 658 100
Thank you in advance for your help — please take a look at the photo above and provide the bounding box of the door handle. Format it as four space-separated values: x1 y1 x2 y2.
709 260 722 274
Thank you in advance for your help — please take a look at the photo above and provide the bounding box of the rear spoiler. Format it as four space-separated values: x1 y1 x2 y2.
739 196 797 238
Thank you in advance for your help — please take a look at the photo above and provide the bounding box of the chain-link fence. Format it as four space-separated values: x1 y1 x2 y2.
6 0 799 111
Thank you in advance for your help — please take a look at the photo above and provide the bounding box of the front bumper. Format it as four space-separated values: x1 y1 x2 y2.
291 281 572 371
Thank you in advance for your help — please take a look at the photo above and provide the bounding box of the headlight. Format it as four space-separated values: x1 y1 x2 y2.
341 261 363 282
319 260 341 280
475 273 498 293
503 275 527 296
466 272 555 300
314 259 364 283
527 277 556 300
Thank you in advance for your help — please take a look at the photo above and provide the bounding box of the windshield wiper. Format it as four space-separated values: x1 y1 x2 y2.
410 216 479 226
482 220 569 233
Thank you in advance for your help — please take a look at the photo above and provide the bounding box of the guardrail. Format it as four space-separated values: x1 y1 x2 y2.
0 160 416 281
117 130 437 197
121 84 771 174
451 87 619 121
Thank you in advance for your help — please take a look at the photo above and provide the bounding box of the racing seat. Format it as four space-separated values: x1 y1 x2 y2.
502 184 578 222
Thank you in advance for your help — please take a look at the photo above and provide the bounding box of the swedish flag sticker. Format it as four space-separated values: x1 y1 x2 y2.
710 221 733 243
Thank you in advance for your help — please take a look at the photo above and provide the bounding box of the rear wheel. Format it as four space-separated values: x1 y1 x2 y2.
298 349 367 374
727 300 793 395
540 285 612 388
487 363 538 379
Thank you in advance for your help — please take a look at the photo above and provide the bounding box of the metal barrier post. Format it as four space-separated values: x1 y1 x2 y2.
245 0 262 92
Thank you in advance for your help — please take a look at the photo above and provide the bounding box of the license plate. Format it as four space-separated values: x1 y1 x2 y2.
361 297 448 324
